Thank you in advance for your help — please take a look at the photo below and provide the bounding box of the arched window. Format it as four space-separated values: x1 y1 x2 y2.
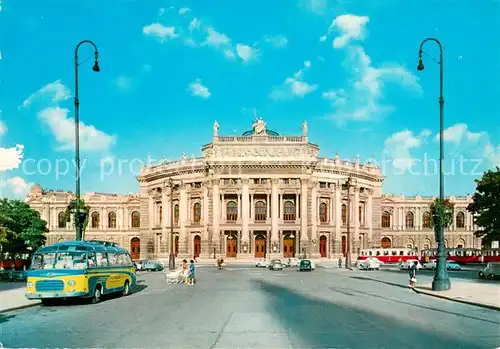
174 204 179 224
341 204 347 225
456 212 465 228
405 211 414 228
255 201 266 221
381 237 391 248
381 211 391 228
283 201 295 221
422 212 431 228
226 201 238 221
319 202 327 223
193 203 201 223
131 211 140 228
58 212 66 228
108 211 116 228
91 212 100 229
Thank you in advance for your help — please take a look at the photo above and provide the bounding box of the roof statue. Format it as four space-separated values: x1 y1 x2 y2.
302 120 308 137
213 120 219 137
252 115 267 135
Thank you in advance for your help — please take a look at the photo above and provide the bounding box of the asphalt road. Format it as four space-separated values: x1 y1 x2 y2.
0 266 499 349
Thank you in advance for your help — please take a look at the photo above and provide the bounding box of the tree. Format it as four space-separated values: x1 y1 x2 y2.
0 199 47 258
467 167 500 245
64 198 90 234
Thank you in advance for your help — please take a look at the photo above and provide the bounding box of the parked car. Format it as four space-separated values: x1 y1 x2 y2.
299 259 312 271
134 260 144 271
255 259 271 268
399 259 422 270
358 258 381 271
423 260 437 270
268 259 281 270
478 262 500 279
446 261 461 271
270 261 283 271
283 258 300 267
143 260 164 271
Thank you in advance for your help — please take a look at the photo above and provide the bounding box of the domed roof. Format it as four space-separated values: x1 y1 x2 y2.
242 129 279 136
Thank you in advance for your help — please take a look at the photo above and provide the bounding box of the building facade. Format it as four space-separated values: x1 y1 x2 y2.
26 118 481 260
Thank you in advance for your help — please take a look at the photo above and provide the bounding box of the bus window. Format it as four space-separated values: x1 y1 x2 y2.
87 252 96 267
109 253 120 266
96 252 108 267
31 253 55 270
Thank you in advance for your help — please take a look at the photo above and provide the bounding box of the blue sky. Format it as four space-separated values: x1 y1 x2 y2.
0 0 499 199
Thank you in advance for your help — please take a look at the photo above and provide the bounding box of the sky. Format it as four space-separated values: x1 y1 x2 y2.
0 0 499 199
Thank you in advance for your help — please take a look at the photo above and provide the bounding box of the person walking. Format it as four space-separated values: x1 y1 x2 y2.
408 261 418 288
182 259 188 284
188 260 196 285
338 257 342 268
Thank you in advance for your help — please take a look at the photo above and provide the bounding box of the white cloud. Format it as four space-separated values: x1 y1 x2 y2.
0 145 24 171
236 44 258 62
383 129 428 171
328 14 369 49
178 7 191 15
188 79 211 99
322 14 420 123
115 75 132 91
302 0 327 14
22 80 70 108
263 35 288 48
0 50 2 60
204 27 231 47
38 107 116 152
143 23 178 41
0 176 32 199
484 143 500 167
437 123 486 144
270 61 318 100
0 120 6 136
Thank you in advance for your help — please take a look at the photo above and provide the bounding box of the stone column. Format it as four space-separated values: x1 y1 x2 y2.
300 178 308 255
179 183 188 256
242 179 249 255
353 187 360 253
160 188 169 257
237 193 242 219
334 183 342 257
295 193 300 218
212 179 221 256
139 185 151 259
367 193 373 243
271 178 280 257
221 193 226 222
267 193 271 218
310 180 319 258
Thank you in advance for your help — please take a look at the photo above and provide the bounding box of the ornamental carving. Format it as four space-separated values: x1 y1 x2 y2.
213 146 315 158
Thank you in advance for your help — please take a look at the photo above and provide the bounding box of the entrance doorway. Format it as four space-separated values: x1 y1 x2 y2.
283 233 295 258
175 235 179 257
319 235 327 257
130 237 140 260
193 235 201 258
226 235 237 257
341 236 346 257
255 235 266 258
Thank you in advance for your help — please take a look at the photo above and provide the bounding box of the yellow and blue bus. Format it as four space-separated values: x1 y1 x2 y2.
25 240 136 305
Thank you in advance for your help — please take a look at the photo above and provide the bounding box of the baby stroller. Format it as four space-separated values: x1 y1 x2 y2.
165 269 184 284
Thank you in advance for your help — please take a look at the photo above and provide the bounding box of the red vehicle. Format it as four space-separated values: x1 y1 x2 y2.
420 248 482 264
482 249 500 263
357 248 418 264
0 259 31 270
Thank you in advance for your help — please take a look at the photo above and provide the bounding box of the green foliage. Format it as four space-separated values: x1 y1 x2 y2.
0 198 47 257
430 198 455 229
64 198 90 233
467 167 500 244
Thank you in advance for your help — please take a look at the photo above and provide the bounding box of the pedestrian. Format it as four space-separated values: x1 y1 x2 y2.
338 257 342 268
188 259 196 285
409 261 418 288
182 259 188 284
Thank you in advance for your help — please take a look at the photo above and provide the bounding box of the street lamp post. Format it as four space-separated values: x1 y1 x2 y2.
74 40 100 241
417 38 451 291
167 178 176 270
344 176 357 270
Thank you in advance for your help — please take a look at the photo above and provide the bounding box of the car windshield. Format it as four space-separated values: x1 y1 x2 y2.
31 252 88 270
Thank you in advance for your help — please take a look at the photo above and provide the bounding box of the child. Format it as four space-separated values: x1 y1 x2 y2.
188 260 196 285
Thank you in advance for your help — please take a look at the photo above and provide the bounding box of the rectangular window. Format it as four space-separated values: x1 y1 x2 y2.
109 253 120 266
88 252 96 268
96 252 108 267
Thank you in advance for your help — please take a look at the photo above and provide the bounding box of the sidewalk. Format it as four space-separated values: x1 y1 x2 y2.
414 280 500 311
0 286 40 313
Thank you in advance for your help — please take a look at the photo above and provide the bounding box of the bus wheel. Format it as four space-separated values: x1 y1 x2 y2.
91 285 102 304
122 281 130 296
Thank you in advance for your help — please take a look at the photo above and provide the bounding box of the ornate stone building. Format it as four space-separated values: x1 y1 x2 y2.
26 118 481 260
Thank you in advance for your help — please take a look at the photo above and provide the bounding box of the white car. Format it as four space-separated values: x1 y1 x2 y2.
270 261 283 271
399 259 422 270
255 259 270 268
358 258 381 271
423 260 437 270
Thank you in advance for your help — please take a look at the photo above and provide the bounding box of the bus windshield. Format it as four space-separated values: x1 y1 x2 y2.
31 251 88 270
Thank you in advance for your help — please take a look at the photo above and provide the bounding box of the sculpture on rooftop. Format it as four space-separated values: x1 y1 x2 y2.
252 115 267 135
213 120 219 137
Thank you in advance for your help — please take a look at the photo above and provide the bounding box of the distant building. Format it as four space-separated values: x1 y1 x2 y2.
26 118 481 260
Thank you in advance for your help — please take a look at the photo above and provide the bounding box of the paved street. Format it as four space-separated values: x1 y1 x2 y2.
1 266 499 349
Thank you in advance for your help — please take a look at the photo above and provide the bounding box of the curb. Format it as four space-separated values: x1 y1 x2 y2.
0 301 41 314
412 288 500 312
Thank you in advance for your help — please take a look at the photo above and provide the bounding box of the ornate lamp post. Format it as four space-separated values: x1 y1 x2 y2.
343 176 357 270
74 40 100 241
417 38 451 291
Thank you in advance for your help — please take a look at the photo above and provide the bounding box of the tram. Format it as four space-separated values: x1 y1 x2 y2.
419 248 486 264
357 248 418 263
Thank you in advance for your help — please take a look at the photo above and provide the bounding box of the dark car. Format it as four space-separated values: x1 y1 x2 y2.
299 259 312 271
